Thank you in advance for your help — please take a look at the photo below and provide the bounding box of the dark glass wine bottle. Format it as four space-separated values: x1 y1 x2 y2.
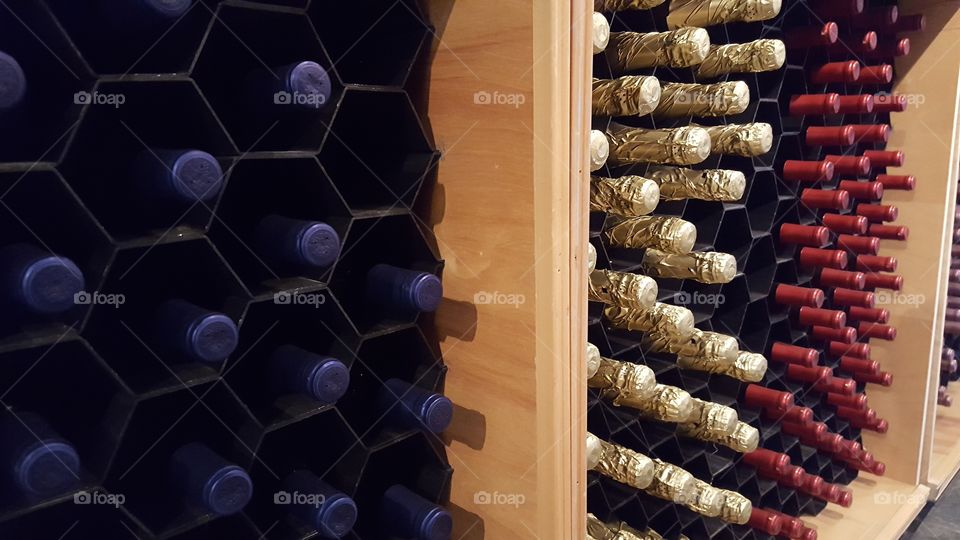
366 264 443 315
0 50 26 112
132 149 224 206
281 470 357 539
253 215 340 269
380 484 452 540
153 299 239 363
270 345 350 405
247 61 333 112
0 243 85 316
381 378 453 434
167 442 253 516
0 413 80 497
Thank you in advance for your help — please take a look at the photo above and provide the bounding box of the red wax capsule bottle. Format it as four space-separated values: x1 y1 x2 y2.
768 510 804 539
828 486 854 507
818 268 866 290
774 284 825 307
876 174 915 190
874 94 907 113
836 94 874 114
771 342 820 367
838 180 883 200
863 150 904 168
748 508 783 536
798 472 825 497
850 124 890 143
864 38 911 58
839 356 880 374
783 160 835 183
883 13 926 33
786 364 830 384
825 155 871 176
743 449 791 474
805 126 855 147
829 341 870 358
836 406 877 423
857 204 898 222
799 247 848 269
811 61 861 84
941 358 958 374
821 376 857 395
811 325 858 343
855 255 897 272
864 273 903 290
790 93 840 115
848 306 890 323
801 188 850 209
779 223 830 246
822 214 868 235
868 224 908 240
810 0 863 19
786 22 839 48
837 234 880 255
798 526 818 540
828 31 878 53
843 6 898 30
779 406 815 424
850 413 891 432
859 322 897 341
832 288 874 307
781 420 827 441
744 384 794 412
827 392 868 409
860 64 894 84
797 306 847 328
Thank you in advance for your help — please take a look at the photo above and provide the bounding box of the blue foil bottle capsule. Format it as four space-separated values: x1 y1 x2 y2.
0 50 27 112
365 265 442 316
0 412 81 497
100 0 194 29
380 484 452 540
168 442 252 516
270 345 349 405
254 215 340 269
282 470 357 539
248 61 332 112
133 149 224 206
0 244 85 316
381 379 452 434
153 299 239 363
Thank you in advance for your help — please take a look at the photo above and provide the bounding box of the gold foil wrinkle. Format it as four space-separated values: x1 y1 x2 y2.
594 13 611 54
719 490 753 524
593 76 662 117
606 124 712 166
595 0 667 11
591 175 661 216
604 215 697 254
668 0 782 29
604 304 697 339
631 383 694 423
648 166 746 201
606 28 711 72
589 357 658 407
589 269 659 309
696 40 786 78
594 438 655 489
587 342 602 379
641 249 738 284
591 130 610 171
653 81 750 118
646 459 696 504
702 122 774 156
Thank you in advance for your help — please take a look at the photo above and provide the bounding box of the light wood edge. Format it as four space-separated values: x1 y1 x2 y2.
927 385 960 499
804 477 929 539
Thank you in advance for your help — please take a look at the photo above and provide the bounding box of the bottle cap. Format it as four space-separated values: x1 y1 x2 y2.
286 61 332 110
408 272 443 313
142 0 192 17
187 313 239 363
0 51 26 110
19 254 85 314
420 393 454 433
783 160 835 183
592 13 610 54
836 94 874 114
203 465 254 516
15 440 81 496
170 150 223 202
822 214 868 235
307 358 350 404
420 506 454 540
317 493 359 538
298 222 341 268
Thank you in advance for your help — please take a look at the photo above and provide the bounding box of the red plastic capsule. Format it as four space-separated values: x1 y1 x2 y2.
832 288 874 307
811 61 861 84
822 214 868 235
876 174 915 190
836 94 874 114
783 160 835 182
874 94 907 113
826 392 868 409
855 255 897 272
798 526 818 540
839 356 880 374
819 268 866 289
868 224 908 240
781 420 827 441
743 449 791 474
884 13 926 32
863 150 904 168
828 341 870 358
771 342 820 367
786 22 839 48
819 376 856 395
780 223 829 246
860 64 894 84
857 204 898 222
769 510 804 538
775 284 825 307
784 406 815 424
845 7 898 30
837 234 880 255
811 325 857 343
847 306 890 323
827 31 877 53
859 322 897 341
850 124 890 143
864 38 911 58
744 384 794 412
747 508 783 536
810 0 863 19
825 155 871 176
838 180 883 200
801 188 850 209
787 364 830 384
805 126 855 146
790 93 840 115
864 273 903 291
799 306 846 328
799 247 848 269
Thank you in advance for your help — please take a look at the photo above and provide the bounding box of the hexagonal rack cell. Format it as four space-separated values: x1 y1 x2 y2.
0 499 148 538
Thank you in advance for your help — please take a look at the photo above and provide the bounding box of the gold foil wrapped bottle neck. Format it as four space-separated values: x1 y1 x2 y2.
688 479 725 517
653 81 751 118
731 351 768 382
607 125 712 166
606 28 711 72
702 123 774 157
668 0 782 29
586 432 604 470
604 215 697 254
647 459 696 504
648 166 746 202
719 490 753 524
589 357 658 406
604 303 697 339
593 76 662 117
591 130 610 171
696 40 786 78
634 383 694 422
687 398 739 432
647 328 738 364
593 438 656 489
641 249 738 284
589 269 659 309
587 514 664 540
587 342 602 378
593 13 611 54
590 176 661 216
722 422 761 453
588 243 598 274
595 0 667 11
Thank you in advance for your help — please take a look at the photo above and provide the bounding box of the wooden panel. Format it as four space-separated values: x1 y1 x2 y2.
929 386 960 499
805 477 929 539
422 0 589 537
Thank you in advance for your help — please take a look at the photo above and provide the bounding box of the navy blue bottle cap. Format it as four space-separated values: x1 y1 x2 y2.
169 150 223 203
14 440 80 497
381 485 451 540
307 358 350 404
0 51 26 110
419 393 453 434
186 312 239 363
419 506 453 540
19 254 85 315
407 272 442 313
141 0 193 18
298 222 340 268
286 61 332 110
202 464 253 516
317 493 358 538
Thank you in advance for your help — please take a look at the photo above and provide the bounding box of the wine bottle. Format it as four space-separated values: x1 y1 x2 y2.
588 269 659 309
0 51 26 112
676 400 760 452
789 93 840 116
588 243 598 274
604 215 697 254
247 61 333 112
604 304 696 339
379 484 452 540
695 40 786 78
606 124 712 166
782 160 835 183
586 513 665 540
100 0 193 30
667 0 781 29
281 470 357 539
590 130 609 172
597 381 692 422
594 0 666 11
587 355 659 412
810 61 862 85
592 13 610 55
590 175 661 216
651 81 750 118
605 29 711 72
592 76 662 117
700 123 774 157
785 22 839 49
0 413 80 497
167 442 253 516
380 379 453 434
153 299 239 363
0 244 85 316
646 166 746 202
585 432 655 490
365 264 442 315
253 215 341 269
132 149 224 206
270 345 350 405
639 249 737 284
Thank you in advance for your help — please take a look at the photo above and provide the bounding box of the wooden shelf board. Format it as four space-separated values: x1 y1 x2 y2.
805 477 929 539
927 385 960 500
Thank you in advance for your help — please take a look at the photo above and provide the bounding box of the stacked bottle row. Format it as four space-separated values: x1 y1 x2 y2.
586 0 925 538
0 1 454 539
939 200 960 405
